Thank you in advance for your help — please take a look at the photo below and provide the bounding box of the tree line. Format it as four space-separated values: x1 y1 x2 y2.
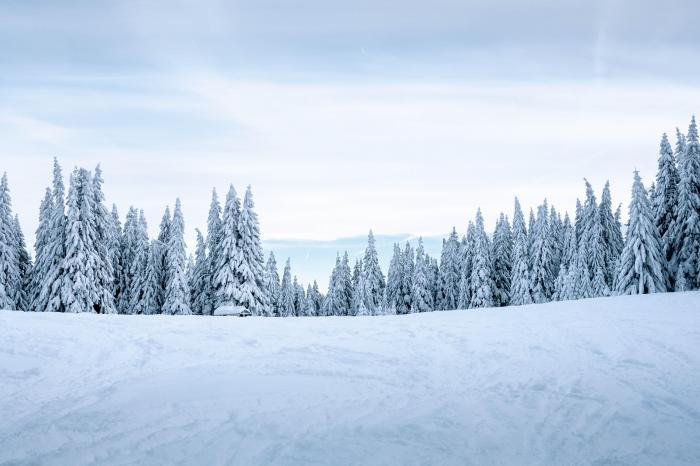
0 116 698 315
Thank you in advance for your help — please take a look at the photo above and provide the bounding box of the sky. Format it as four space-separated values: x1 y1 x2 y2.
1 0 699 285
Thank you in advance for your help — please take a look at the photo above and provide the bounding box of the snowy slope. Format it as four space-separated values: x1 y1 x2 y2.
1 293 699 466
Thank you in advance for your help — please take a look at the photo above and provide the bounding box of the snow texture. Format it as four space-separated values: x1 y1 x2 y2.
1 292 699 465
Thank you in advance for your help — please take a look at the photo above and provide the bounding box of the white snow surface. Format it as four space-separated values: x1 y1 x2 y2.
1 292 700 465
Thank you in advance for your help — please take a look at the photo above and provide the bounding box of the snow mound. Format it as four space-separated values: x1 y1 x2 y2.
1 292 700 465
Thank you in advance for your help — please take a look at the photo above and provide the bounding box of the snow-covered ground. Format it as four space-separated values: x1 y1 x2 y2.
1 293 699 466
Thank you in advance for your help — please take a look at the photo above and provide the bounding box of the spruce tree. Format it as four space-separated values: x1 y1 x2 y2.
469 209 495 308
438 228 461 310
362 231 385 314
652 134 679 278
263 252 281 316
411 237 433 312
190 229 210 315
30 188 53 311
399 242 414 314
91 165 116 313
457 222 476 308
385 243 403 313
214 186 242 308
108 205 124 307
0 174 19 310
61 168 100 313
672 116 700 290
491 214 512 307
205 188 222 315
278 258 295 317
615 171 667 295
340 251 353 315
163 199 191 314
13 215 31 311
39 159 67 313
599 181 624 288
118 207 140 312
141 240 164 315
128 210 150 314
235 186 268 315
530 201 554 303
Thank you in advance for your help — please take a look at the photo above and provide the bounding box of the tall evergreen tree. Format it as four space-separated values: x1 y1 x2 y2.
0 174 20 310
510 197 532 306
599 181 624 288
214 186 242 308
652 134 679 281
13 215 31 311
362 231 385 315
262 252 280 316
530 201 554 303
438 228 461 310
385 243 403 313
30 188 53 311
469 209 495 308
108 205 124 306
205 188 222 314
491 214 512 307
457 222 476 309
190 229 210 315
39 159 68 313
117 207 139 312
411 237 433 312
128 210 150 314
278 258 295 317
61 168 101 313
235 186 267 315
91 165 116 313
615 171 667 295
163 199 191 314
672 116 700 290
339 251 353 315
398 242 414 314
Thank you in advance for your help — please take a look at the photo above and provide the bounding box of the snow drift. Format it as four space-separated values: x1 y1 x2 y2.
1 292 699 465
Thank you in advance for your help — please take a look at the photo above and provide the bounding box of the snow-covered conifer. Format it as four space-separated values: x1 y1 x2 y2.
362 231 385 315
399 242 414 314
91 165 116 313
262 252 280 316
411 237 433 312
190 229 210 315
235 186 267 315
213 186 242 308
30 188 53 311
491 214 512 307
469 209 494 308
672 116 700 290
509 198 532 305
530 201 554 303
278 258 295 317
163 199 191 314
38 159 67 313
599 181 624 288
616 171 667 295
438 229 461 310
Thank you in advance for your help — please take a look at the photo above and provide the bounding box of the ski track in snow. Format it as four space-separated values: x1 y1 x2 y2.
1 292 700 465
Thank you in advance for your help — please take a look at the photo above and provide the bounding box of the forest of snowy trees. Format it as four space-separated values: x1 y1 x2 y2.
0 116 699 316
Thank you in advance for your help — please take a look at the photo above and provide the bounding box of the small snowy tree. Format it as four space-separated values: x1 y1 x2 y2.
190 229 210 315
262 252 281 316
615 171 667 295
385 243 403 313
362 231 385 314
438 229 461 310
530 201 554 303
30 188 53 311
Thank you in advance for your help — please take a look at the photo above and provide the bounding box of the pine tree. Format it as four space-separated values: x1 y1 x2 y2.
61 168 101 313
530 201 554 303
652 134 679 280
362 231 385 315
599 181 624 288
567 241 592 300
615 171 667 295
469 209 494 308
163 199 191 314
108 205 124 307
0 174 20 310
235 186 268 315
457 222 476 308
672 116 700 290
278 258 295 317
205 188 222 315
38 159 67 313
13 215 31 311
214 186 242 308
429 256 440 309
438 228 461 310
30 188 53 311
553 214 576 301
399 242 414 314
385 243 403 313
410 238 433 312
491 214 512 307
141 240 164 315
310 281 323 316
262 252 281 316
91 165 116 313
118 207 140 312
128 210 150 314
292 276 304 316
339 252 353 315
190 229 210 315
510 198 533 306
